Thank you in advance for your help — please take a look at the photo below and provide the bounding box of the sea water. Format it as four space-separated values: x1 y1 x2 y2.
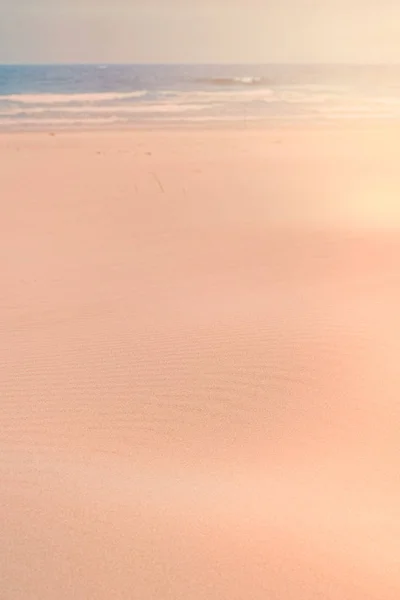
1 63 400 128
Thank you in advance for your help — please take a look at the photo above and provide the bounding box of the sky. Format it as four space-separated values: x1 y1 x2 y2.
0 0 400 64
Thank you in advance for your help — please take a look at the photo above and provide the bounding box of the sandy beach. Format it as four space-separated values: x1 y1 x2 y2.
1 125 400 599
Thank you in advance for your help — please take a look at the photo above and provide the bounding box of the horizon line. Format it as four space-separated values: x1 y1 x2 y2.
2 61 400 67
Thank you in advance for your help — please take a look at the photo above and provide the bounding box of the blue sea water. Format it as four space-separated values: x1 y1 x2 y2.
1 64 400 129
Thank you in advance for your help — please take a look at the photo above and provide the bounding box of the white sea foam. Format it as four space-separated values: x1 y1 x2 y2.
166 89 275 101
0 102 216 118
198 76 269 86
0 116 125 127
0 91 148 105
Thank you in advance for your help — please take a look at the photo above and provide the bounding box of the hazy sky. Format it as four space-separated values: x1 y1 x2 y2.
1 0 400 64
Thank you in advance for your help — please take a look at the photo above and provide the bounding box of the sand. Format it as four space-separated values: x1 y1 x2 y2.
1 125 400 599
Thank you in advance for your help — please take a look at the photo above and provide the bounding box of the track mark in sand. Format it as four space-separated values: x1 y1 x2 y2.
152 172 165 194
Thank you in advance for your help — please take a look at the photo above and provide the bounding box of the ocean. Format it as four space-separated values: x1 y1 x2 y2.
1 64 400 129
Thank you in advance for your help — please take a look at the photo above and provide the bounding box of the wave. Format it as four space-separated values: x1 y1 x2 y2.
166 89 275 103
0 102 215 120
198 76 270 87
0 91 148 106
2 85 400 127
0 116 125 127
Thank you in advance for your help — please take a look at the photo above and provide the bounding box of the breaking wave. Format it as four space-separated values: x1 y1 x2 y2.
198 76 270 87
0 91 148 106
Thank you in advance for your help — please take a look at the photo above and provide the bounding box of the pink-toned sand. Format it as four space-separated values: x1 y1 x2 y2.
1 126 400 599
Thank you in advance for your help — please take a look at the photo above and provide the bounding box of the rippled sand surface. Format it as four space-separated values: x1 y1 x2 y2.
1 127 400 598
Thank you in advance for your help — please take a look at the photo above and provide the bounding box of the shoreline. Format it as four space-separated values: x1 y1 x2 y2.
2 115 400 134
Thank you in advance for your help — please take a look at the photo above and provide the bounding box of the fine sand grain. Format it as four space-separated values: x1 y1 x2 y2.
1 127 400 599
